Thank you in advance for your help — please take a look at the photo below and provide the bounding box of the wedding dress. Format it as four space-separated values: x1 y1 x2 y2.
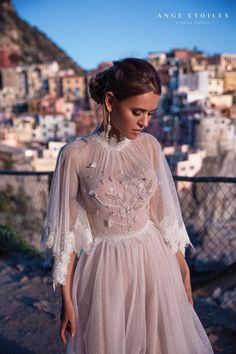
41 129 214 354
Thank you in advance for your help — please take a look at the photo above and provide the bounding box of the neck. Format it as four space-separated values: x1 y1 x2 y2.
98 122 122 142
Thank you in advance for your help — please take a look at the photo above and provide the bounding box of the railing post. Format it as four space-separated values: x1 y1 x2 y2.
48 172 53 194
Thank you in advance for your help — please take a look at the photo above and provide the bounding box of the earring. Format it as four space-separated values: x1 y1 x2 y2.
105 111 112 141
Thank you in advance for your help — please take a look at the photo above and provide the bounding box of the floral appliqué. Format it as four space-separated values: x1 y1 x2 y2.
87 165 156 232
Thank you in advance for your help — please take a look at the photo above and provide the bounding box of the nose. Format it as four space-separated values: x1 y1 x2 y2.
138 113 149 128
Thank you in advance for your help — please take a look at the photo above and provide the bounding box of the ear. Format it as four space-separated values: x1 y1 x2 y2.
104 91 115 112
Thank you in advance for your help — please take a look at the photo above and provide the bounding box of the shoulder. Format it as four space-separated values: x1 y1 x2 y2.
138 132 164 168
140 132 162 151
57 135 91 162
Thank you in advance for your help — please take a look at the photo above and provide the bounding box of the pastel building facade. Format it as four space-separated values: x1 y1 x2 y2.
37 114 76 143
31 141 66 172
16 61 59 99
196 115 236 156
178 70 209 97
62 75 87 102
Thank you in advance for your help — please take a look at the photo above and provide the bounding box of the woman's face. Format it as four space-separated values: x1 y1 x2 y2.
104 91 161 140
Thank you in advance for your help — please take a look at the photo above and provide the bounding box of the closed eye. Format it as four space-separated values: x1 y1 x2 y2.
132 110 155 117
132 110 142 116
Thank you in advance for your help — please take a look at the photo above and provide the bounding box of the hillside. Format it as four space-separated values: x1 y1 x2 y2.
0 0 84 74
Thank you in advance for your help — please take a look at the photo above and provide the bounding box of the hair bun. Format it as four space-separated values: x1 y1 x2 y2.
89 67 113 104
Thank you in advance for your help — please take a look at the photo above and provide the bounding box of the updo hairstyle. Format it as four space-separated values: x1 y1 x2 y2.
88 57 162 107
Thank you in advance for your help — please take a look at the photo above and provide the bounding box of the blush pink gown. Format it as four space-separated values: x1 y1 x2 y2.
41 129 214 354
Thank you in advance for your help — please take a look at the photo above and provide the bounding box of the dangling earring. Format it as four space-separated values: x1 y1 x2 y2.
105 111 112 141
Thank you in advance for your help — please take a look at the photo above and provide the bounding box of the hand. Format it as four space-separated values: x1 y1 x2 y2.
59 302 76 345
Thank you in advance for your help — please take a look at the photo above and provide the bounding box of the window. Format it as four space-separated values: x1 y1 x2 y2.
75 87 80 97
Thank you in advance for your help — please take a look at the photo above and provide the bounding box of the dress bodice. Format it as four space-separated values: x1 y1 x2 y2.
78 131 158 238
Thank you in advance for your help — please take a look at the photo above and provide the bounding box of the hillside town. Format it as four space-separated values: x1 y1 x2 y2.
0 1 236 352
0 46 236 181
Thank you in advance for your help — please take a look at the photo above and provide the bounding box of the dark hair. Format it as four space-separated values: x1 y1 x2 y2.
89 57 162 105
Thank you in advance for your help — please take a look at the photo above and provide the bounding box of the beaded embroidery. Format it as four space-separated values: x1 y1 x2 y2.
87 165 157 232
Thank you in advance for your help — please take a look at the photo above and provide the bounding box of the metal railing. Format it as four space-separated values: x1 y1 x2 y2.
173 175 236 309
174 175 236 271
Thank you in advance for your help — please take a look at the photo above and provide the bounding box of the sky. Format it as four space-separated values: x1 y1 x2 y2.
13 0 236 71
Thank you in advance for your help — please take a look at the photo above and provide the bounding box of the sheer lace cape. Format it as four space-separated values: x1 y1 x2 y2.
40 137 94 291
40 132 194 290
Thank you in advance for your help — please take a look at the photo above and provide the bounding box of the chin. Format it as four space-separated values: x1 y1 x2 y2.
128 131 142 139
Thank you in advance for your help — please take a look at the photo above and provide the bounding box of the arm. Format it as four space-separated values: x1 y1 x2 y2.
40 139 91 343
175 250 193 306
40 141 83 290
59 251 77 344
60 251 77 305
175 251 189 277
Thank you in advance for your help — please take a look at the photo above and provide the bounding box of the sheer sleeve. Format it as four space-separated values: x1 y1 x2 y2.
40 139 93 290
147 134 195 257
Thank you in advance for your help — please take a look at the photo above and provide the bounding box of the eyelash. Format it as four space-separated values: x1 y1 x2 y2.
132 111 154 117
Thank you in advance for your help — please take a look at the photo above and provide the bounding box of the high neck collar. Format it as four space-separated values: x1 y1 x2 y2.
92 129 132 151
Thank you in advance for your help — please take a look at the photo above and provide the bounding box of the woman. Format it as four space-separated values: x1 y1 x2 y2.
41 58 214 353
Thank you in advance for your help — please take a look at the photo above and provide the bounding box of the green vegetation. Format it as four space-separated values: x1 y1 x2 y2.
0 224 41 256
0 184 43 232
2 159 15 170
0 184 44 256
